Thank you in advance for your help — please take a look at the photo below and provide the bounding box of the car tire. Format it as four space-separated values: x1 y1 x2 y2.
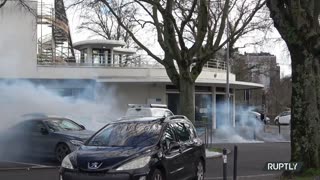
275 120 279 125
149 168 164 180
55 143 71 162
194 160 205 180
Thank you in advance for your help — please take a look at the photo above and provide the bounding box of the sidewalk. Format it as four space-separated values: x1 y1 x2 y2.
198 125 291 144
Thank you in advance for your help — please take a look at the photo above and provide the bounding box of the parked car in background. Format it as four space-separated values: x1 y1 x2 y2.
274 111 291 125
60 115 206 180
0 115 94 162
250 111 271 124
121 104 174 119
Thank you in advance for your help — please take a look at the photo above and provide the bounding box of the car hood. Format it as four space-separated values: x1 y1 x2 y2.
75 146 148 171
54 130 94 141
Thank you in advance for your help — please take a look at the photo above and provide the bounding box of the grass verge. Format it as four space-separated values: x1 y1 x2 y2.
280 168 320 180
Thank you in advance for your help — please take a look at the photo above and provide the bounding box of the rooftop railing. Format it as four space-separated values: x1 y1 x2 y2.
37 53 227 71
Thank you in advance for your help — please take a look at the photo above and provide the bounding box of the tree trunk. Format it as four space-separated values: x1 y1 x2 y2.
289 44 320 169
179 76 195 123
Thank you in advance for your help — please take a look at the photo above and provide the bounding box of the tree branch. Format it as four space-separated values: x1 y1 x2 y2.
100 0 163 64
0 0 7 9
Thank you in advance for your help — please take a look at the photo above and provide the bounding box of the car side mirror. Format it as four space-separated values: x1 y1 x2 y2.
79 125 86 130
169 142 181 151
40 127 49 135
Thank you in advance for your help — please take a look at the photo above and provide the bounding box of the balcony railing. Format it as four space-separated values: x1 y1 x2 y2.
37 53 227 71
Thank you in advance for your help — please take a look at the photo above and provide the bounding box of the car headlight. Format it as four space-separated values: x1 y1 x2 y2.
61 155 74 169
70 140 84 146
116 156 151 171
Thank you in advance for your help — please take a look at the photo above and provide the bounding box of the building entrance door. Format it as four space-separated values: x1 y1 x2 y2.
195 94 212 124
167 93 180 115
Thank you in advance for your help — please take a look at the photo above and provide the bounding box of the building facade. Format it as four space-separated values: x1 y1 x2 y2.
235 52 281 114
0 1 263 129
245 52 280 90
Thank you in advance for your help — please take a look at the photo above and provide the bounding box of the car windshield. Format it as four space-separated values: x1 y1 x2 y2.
45 119 83 131
87 122 162 147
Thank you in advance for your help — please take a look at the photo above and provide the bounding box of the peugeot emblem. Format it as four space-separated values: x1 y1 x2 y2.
88 162 103 169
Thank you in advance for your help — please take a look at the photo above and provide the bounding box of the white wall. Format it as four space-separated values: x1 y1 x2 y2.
95 83 166 114
0 1 37 78
36 66 235 82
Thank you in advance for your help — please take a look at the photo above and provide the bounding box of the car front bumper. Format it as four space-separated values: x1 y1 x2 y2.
60 168 149 180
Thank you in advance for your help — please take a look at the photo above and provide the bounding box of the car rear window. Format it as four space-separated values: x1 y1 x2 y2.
125 108 152 117
150 109 167 117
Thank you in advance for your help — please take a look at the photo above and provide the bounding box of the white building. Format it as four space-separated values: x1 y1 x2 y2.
0 1 263 129
245 52 280 90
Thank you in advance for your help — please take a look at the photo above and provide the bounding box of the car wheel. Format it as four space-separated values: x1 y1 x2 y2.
275 120 279 125
149 169 164 180
55 143 71 162
194 160 204 180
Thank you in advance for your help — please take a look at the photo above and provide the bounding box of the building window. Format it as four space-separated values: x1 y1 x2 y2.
166 85 212 92
92 49 106 64
195 94 212 122
80 49 87 63
216 87 233 93
50 88 93 100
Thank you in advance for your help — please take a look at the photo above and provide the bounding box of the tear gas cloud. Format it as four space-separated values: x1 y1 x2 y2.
0 80 124 162
0 80 288 153
0 80 122 131
212 102 288 143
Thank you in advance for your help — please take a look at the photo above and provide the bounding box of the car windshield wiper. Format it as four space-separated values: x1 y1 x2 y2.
108 145 127 147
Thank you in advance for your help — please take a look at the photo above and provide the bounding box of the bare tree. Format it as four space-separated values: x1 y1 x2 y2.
0 0 7 8
77 0 138 48
72 0 266 122
267 0 320 171
0 0 36 15
266 76 291 117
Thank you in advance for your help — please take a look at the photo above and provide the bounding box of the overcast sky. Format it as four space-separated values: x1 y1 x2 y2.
63 1 292 78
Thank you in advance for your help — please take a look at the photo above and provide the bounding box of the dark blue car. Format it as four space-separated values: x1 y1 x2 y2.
60 116 206 180
0 116 94 162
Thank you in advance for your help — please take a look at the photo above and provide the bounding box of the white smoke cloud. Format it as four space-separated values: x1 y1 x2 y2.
0 80 122 131
208 102 288 143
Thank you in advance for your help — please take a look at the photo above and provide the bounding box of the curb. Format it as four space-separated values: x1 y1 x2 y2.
0 166 59 171
204 173 280 179
0 160 59 171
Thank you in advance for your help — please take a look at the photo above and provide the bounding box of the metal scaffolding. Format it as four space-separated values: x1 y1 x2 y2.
37 0 75 64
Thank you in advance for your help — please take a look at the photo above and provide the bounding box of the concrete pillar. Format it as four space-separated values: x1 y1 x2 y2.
110 48 114 65
104 51 108 65
87 47 92 64
212 86 216 129
233 88 236 127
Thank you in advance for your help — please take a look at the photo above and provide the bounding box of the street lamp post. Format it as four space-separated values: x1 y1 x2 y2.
226 11 231 127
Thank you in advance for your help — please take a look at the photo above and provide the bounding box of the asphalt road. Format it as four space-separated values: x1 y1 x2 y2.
0 142 290 180
206 142 290 179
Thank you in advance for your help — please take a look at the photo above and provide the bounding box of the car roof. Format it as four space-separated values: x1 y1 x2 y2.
127 107 170 111
117 116 164 123
127 104 168 109
22 116 70 121
116 115 191 124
